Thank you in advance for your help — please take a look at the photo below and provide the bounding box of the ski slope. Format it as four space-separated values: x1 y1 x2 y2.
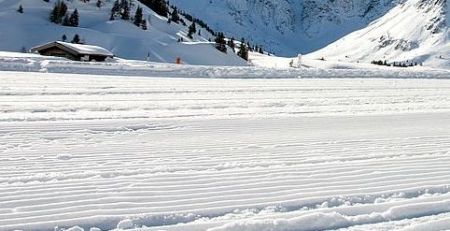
2 71 450 230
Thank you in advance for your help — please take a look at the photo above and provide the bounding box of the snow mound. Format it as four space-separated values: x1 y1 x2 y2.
117 219 135 229
65 226 85 231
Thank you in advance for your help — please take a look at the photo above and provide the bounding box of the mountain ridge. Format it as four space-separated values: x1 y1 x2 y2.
170 0 403 55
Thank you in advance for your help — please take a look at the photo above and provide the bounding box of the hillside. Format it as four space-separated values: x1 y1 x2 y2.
308 0 450 68
0 0 247 66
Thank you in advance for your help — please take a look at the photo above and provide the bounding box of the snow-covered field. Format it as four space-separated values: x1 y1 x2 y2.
2 71 450 230
1 51 450 79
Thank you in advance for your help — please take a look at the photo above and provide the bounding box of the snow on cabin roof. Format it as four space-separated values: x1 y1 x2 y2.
56 41 114 56
32 41 114 57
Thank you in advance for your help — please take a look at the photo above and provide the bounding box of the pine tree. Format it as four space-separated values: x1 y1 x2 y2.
59 1 68 22
227 38 235 52
71 34 80 44
187 22 196 39
49 5 58 22
157 0 169 17
68 9 79 27
170 8 180 23
214 32 227 53
62 14 70 26
134 6 143 27
139 0 168 17
49 0 68 24
62 34 67 42
122 5 130 20
17 5 24 13
111 0 120 18
237 38 249 61
96 0 102 8
120 0 130 20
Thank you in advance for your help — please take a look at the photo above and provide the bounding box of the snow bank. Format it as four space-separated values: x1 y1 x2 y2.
1 52 449 79
207 200 450 231
207 212 353 231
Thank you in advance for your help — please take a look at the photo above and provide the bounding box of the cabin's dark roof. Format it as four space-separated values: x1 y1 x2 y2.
31 41 114 57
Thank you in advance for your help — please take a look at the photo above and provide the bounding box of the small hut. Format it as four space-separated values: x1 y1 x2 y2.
31 41 114 61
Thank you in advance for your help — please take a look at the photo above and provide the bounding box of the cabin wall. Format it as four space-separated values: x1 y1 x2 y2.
88 55 108 62
38 47 79 61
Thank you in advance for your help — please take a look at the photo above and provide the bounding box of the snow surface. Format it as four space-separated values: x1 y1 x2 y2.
1 51 449 79
2 70 450 230
0 0 246 66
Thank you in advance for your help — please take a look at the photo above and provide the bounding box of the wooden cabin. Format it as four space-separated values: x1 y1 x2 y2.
31 41 114 62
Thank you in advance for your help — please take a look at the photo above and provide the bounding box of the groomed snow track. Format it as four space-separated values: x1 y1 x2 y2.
2 72 450 230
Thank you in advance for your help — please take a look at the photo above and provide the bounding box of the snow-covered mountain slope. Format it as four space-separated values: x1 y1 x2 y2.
171 0 449 69
0 0 247 66
308 0 450 68
170 0 401 55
